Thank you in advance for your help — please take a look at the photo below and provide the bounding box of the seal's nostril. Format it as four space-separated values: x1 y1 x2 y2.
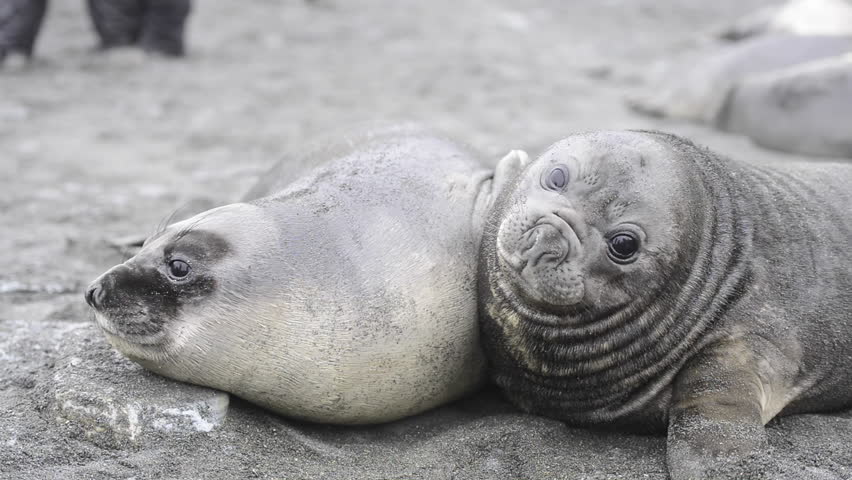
85 284 100 308
520 224 570 267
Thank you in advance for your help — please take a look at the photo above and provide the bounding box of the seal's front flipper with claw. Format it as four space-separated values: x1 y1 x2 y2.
667 342 770 480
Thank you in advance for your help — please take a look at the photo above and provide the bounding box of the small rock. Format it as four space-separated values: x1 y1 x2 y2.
496 10 531 32
583 65 613 80
15 139 41 156
0 102 29 122
50 325 229 448
0 280 79 295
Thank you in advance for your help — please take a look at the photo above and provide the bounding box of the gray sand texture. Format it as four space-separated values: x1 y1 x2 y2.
2 1 851 479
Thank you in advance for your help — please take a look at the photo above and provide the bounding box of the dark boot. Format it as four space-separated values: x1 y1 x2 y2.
138 0 191 56
87 0 145 49
0 0 48 62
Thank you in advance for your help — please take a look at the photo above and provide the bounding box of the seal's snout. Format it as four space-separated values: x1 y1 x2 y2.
85 282 103 309
497 212 579 274
520 224 570 268
494 209 587 310
85 266 120 311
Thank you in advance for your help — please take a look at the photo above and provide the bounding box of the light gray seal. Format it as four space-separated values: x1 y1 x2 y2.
718 53 852 158
84 124 514 424
718 0 852 41
628 31 852 157
478 130 852 479
629 34 852 126
628 33 852 158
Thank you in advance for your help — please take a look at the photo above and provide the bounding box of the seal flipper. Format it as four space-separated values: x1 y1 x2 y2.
667 341 769 480
492 150 529 199
471 149 529 236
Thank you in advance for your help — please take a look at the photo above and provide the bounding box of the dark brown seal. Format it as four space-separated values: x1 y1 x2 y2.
479 130 852 479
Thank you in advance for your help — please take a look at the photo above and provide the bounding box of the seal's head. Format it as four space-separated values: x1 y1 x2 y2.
480 131 756 427
484 131 708 328
85 203 277 366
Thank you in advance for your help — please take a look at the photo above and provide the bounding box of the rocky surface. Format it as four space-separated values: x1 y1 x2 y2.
2 1 851 479
50 325 229 449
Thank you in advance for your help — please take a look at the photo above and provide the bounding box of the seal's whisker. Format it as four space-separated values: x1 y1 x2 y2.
173 210 217 241
151 207 182 240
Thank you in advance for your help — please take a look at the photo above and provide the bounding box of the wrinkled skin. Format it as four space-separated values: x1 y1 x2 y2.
85 124 518 425
479 130 852 479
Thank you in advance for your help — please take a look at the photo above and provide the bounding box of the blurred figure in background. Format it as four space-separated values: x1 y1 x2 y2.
0 0 191 65
88 0 191 56
0 0 48 63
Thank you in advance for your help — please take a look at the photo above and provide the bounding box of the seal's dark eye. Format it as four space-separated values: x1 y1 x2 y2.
607 233 639 263
168 259 191 279
541 165 569 191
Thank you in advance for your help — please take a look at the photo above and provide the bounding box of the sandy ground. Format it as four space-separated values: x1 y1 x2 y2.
2 1 851 479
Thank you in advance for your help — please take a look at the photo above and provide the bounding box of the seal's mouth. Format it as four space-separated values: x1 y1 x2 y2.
495 209 586 313
92 310 167 346
497 209 583 270
86 263 173 348
492 275 582 327
98 326 173 365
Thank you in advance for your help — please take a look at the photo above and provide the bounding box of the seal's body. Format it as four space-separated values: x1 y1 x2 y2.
85 125 506 424
629 35 852 158
719 53 852 158
719 0 852 41
479 130 852 479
